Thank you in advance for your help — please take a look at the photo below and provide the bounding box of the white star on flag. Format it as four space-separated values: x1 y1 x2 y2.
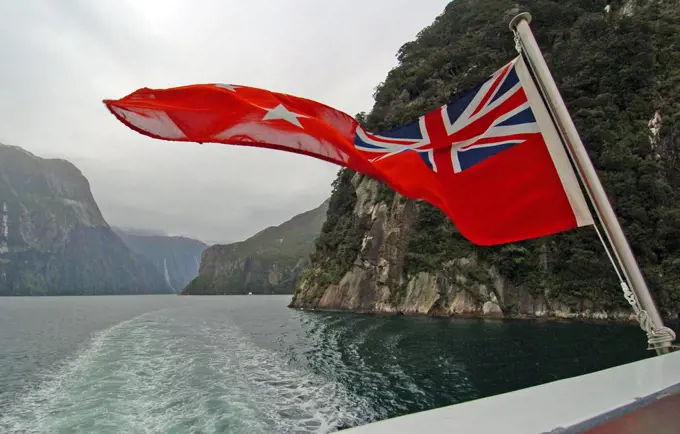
215 83 240 92
262 104 307 128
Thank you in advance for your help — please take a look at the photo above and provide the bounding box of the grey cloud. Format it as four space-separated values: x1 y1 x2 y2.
0 0 450 243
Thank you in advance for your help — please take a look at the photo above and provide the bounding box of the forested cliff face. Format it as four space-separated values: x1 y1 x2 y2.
182 201 328 295
290 0 680 319
0 144 171 295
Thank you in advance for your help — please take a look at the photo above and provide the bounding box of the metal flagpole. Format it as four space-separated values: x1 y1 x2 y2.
509 13 675 355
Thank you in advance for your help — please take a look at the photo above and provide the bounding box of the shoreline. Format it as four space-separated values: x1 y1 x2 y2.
287 304 680 326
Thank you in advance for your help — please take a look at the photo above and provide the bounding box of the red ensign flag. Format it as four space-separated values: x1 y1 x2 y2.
103 56 593 245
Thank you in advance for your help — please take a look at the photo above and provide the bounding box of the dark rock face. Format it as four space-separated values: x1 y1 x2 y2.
0 143 171 295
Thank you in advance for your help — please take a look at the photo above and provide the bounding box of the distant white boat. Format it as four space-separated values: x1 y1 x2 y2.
248 292 253 295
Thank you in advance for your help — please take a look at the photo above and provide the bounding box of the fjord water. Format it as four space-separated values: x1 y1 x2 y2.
0 295 652 433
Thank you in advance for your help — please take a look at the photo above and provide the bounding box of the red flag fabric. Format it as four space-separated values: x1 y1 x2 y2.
103 56 592 246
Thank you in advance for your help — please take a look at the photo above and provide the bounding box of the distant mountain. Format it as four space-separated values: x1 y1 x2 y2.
182 200 329 295
113 228 208 292
0 143 172 295
114 226 169 237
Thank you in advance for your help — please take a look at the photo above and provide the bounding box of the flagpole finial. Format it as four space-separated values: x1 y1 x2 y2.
509 12 532 31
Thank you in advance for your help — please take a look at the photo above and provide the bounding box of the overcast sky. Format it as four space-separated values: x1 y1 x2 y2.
0 0 450 244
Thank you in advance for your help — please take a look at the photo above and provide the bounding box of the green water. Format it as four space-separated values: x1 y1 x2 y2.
0 295 656 433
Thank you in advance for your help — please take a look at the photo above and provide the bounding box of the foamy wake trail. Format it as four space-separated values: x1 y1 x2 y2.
0 310 376 434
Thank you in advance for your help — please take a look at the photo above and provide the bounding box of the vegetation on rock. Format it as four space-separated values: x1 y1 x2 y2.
182 200 329 295
294 0 680 316
289 170 371 305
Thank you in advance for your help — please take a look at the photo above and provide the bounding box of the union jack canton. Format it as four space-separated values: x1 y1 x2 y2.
353 58 542 174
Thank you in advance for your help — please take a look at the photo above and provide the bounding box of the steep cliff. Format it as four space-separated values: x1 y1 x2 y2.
290 0 680 319
182 200 328 295
0 144 172 295
113 228 207 292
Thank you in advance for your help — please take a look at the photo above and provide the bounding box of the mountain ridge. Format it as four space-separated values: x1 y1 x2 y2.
0 143 172 295
182 200 329 295
113 228 208 292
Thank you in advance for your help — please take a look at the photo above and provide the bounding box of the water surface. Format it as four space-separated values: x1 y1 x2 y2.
0 295 653 433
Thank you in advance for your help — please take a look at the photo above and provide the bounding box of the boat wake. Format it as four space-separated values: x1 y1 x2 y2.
0 309 375 433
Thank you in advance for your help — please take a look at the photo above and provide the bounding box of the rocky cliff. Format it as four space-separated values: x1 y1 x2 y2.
114 228 207 292
290 0 680 319
0 144 172 295
182 200 328 295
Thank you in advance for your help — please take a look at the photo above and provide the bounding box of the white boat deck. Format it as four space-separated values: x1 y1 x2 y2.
345 349 680 433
